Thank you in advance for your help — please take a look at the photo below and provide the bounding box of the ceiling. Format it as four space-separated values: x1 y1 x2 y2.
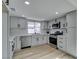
9 0 77 21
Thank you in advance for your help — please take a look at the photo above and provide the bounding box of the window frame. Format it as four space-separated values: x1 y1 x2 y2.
27 22 41 34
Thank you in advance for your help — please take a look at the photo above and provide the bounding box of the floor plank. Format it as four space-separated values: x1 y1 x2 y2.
13 45 75 59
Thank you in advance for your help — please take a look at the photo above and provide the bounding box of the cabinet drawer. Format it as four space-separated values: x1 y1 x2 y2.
58 41 63 44
58 37 63 41
58 44 66 51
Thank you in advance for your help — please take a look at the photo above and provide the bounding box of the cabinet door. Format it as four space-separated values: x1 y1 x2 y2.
43 36 48 44
48 21 53 29
66 12 77 27
44 22 48 29
18 19 26 28
11 17 26 28
11 17 18 28
67 28 77 57
38 36 43 45
16 37 21 50
31 36 38 46
57 36 67 52
60 19 66 28
21 37 26 47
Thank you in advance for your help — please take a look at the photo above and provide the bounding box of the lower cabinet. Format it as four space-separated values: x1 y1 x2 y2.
14 36 21 51
21 35 49 47
57 34 76 57
67 28 77 57
31 35 48 46
31 36 39 46
57 35 67 52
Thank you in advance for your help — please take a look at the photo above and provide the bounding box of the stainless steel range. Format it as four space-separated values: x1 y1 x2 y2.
49 31 63 46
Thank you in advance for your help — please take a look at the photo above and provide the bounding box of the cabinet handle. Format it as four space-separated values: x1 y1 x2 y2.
59 41 63 43
59 46 63 48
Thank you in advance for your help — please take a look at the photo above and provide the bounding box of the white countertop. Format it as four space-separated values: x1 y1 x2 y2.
9 34 49 41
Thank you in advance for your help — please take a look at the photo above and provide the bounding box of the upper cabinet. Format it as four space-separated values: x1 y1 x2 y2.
48 20 55 29
10 16 27 35
66 11 77 27
11 16 26 29
57 16 67 29
41 21 48 30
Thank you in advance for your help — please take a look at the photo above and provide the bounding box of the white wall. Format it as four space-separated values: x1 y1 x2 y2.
2 8 10 59
2 11 8 59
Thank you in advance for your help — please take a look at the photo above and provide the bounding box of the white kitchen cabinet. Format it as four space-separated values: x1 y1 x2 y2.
11 17 18 28
31 36 38 46
41 21 48 29
38 36 43 45
39 35 48 45
11 17 26 29
44 22 48 29
66 11 77 27
31 36 43 46
66 11 77 57
48 21 53 29
14 36 21 51
59 17 66 28
31 35 48 46
67 28 77 57
10 17 27 36
43 36 49 44
57 35 67 52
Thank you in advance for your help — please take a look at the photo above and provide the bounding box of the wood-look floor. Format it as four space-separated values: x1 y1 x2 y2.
13 44 75 59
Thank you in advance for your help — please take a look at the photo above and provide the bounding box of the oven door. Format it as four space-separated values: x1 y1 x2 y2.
49 37 57 45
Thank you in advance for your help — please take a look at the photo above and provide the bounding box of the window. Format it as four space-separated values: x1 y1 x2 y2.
27 22 41 34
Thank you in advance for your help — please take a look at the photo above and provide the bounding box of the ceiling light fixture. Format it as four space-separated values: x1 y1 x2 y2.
25 1 30 5
56 12 59 14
